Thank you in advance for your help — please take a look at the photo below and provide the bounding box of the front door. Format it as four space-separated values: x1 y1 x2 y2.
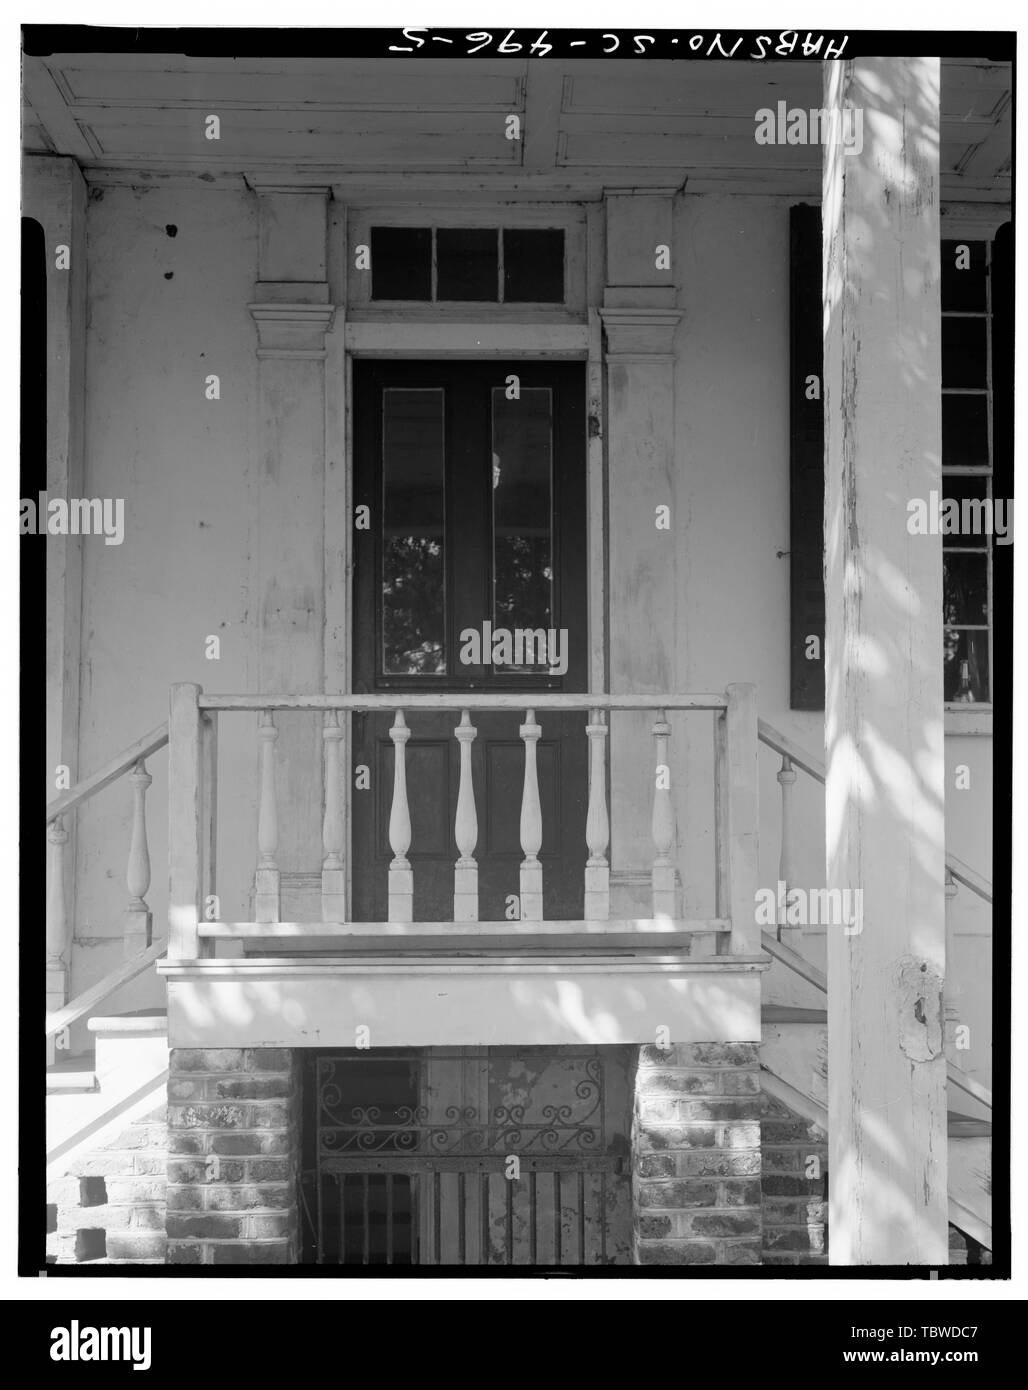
352 360 588 922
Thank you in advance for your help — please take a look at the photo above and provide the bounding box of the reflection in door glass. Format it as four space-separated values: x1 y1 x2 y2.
492 388 553 671
382 389 446 674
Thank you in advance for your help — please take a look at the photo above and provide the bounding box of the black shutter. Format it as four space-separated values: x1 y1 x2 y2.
789 203 825 710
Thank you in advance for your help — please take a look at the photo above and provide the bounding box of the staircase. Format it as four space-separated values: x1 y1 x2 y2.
44 710 995 1265
46 1010 169 1264
758 915 993 1259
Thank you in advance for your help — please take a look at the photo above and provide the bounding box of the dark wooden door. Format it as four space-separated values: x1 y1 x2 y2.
352 360 588 922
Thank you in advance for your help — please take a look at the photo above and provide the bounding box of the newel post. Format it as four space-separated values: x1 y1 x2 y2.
168 683 204 960
124 759 153 957
723 683 759 956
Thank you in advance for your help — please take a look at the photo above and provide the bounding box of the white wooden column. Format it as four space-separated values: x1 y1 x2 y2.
823 58 948 1264
249 185 335 919
26 158 87 1009
600 189 681 914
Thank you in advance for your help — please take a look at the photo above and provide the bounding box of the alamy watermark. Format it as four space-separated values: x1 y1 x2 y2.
459 620 568 675
50 1321 151 1371
20 493 125 545
907 489 1012 544
755 880 864 934
754 101 863 155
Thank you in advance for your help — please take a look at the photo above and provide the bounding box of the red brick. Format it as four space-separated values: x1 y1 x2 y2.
106 1232 168 1260
210 1241 291 1265
721 1240 762 1265
211 1076 292 1101
637 1240 717 1265
761 1174 824 1197
762 1119 827 1144
244 1049 293 1072
680 1152 761 1177
172 1049 244 1073
637 1071 721 1095
688 1211 760 1238
165 1242 203 1265
165 1214 242 1240
637 1181 718 1209
169 1103 247 1130
637 1124 718 1151
637 1154 676 1179
207 1184 292 1212
719 1179 762 1207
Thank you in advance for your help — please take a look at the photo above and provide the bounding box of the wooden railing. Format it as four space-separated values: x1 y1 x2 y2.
167 683 762 959
757 718 993 1117
44 723 168 1049
757 718 994 922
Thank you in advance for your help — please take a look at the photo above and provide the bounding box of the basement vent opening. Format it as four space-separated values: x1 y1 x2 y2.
76 1229 107 1262
80 1176 107 1207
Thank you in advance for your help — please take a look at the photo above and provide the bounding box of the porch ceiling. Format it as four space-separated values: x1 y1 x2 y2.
23 53 1011 201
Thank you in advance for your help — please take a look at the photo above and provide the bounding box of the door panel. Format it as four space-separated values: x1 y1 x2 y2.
352 360 587 923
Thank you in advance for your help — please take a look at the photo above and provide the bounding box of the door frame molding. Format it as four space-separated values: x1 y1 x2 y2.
325 201 608 919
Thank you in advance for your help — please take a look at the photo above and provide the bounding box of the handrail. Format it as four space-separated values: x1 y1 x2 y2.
46 722 169 823
200 693 729 712
761 930 992 1113
761 930 827 993
45 939 167 1040
757 718 826 783
757 718 993 905
946 852 993 905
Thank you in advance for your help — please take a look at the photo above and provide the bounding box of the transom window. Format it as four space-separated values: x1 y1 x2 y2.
370 226 565 304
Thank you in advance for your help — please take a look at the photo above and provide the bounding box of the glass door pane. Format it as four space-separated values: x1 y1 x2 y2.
491 386 554 672
382 388 446 674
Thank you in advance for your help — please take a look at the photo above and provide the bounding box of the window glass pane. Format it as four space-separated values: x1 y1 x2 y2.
940 475 990 548
942 318 987 388
942 394 990 469
941 240 987 311
491 387 553 671
371 227 432 300
437 228 498 301
944 629 990 702
382 389 446 673
503 229 564 303
943 552 989 626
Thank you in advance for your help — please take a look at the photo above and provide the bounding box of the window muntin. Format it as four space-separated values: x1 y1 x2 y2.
942 238 993 705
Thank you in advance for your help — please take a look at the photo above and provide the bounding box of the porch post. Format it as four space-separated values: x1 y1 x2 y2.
249 187 335 918
600 190 682 915
822 58 948 1263
25 157 87 1013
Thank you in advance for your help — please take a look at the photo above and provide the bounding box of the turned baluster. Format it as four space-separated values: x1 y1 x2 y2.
255 710 280 923
453 710 479 922
388 709 413 923
46 815 69 974
519 709 543 921
776 754 797 937
944 868 960 1055
322 710 345 921
584 711 610 919
651 710 676 918
124 758 153 956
